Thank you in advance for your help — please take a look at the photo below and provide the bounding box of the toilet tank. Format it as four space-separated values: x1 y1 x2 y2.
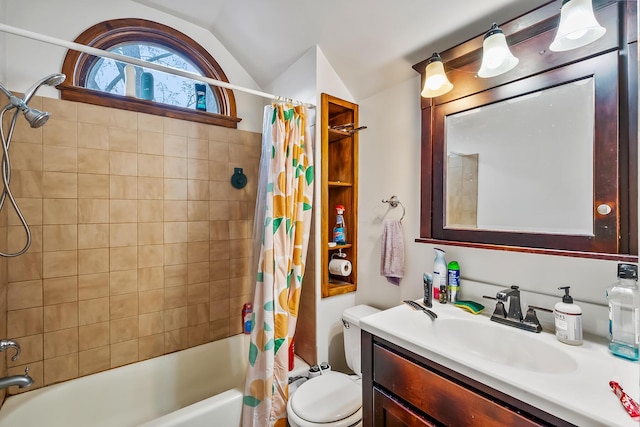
342 304 380 376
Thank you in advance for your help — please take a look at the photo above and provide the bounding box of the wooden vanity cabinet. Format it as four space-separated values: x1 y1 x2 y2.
362 331 575 427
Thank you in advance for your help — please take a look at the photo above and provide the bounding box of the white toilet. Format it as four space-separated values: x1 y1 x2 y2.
287 304 380 427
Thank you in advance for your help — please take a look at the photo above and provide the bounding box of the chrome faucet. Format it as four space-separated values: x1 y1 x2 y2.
0 339 22 361
496 286 523 322
0 367 33 390
484 286 544 333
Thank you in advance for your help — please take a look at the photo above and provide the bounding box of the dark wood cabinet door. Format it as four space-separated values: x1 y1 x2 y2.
373 388 436 427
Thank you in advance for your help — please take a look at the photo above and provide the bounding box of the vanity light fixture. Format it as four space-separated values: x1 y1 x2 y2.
477 23 519 78
549 0 606 52
421 52 453 98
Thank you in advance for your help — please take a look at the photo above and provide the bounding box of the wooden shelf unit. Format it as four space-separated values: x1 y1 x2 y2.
321 93 359 298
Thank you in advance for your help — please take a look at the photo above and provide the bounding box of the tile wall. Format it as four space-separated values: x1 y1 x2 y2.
1 94 260 395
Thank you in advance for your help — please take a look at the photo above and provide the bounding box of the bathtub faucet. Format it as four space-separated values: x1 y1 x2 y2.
0 367 34 390
0 339 21 361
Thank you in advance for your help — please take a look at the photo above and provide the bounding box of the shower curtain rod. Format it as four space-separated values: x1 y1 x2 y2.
0 23 315 108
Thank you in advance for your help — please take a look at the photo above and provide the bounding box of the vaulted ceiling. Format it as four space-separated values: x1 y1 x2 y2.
134 0 550 100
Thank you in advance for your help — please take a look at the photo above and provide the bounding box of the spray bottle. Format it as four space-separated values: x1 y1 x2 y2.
333 205 347 244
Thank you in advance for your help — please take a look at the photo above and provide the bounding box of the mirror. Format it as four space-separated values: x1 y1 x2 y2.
428 52 630 255
445 78 595 235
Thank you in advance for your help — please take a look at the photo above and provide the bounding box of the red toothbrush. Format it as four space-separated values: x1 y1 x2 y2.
610 381 640 421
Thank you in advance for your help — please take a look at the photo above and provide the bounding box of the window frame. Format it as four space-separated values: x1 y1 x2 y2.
59 18 240 128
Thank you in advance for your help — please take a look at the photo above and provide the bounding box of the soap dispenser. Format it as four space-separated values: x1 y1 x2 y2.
554 286 583 346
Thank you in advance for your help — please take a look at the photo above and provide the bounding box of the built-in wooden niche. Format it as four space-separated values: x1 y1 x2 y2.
321 94 359 297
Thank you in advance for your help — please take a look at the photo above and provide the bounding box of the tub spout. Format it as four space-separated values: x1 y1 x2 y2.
0 367 34 390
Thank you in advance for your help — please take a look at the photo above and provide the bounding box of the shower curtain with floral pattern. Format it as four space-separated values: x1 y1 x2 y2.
242 103 314 427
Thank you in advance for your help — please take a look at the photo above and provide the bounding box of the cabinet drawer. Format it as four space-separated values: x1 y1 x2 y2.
374 387 436 427
373 344 546 427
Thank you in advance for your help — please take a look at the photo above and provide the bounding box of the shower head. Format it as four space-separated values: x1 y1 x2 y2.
22 73 65 104
0 73 65 128
22 107 50 128
2 95 50 128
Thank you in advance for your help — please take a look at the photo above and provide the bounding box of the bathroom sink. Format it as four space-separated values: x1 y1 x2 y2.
433 318 578 374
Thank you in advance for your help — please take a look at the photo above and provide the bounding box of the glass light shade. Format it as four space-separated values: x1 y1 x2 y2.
477 26 519 78
549 0 606 52
421 54 453 98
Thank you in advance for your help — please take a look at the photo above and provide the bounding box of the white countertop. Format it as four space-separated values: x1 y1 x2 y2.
360 302 639 427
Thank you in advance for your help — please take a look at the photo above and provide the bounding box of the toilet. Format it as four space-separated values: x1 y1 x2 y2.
287 305 380 427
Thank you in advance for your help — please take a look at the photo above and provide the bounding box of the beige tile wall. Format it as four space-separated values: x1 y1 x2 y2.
2 95 259 395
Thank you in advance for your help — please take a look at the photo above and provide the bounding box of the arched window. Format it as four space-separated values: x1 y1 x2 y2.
60 19 239 128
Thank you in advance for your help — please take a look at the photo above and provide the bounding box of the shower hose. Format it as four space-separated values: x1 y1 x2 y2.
0 106 32 257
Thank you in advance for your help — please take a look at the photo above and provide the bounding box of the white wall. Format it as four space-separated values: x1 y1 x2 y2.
0 1 6 83
2 0 264 132
263 47 316 107
357 77 423 308
358 74 626 338
314 47 358 372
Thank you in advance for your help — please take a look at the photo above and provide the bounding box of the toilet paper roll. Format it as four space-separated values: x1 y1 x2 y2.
328 259 352 276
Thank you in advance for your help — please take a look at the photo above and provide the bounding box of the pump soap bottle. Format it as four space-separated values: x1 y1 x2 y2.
554 286 583 346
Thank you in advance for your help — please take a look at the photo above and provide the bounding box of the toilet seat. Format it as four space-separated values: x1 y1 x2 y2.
288 372 362 427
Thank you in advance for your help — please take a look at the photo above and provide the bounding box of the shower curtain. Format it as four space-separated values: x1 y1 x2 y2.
242 103 314 427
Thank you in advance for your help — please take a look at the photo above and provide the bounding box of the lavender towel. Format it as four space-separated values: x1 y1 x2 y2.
380 218 405 285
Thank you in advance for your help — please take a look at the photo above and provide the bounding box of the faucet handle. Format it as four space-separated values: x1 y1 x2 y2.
523 306 546 333
0 340 21 362
492 301 508 319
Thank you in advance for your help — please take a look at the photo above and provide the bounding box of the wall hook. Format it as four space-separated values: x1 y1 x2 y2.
231 168 247 189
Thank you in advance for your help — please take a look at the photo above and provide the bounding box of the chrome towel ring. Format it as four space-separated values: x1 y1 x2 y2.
381 195 405 222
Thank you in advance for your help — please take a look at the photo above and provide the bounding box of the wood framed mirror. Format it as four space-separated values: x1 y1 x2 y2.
414 0 637 260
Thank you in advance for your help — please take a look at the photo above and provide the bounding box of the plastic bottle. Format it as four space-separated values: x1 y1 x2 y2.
554 286 583 346
195 83 207 111
447 261 460 303
140 72 154 101
432 248 447 301
333 205 347 244
242 303 253 334
124 64 136 97
423 273 433 308
606 263 639 361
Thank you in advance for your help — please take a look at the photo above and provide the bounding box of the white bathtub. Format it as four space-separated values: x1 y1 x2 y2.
0 334 250 427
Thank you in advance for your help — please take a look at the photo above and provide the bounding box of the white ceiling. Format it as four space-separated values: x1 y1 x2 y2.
134 0 551 100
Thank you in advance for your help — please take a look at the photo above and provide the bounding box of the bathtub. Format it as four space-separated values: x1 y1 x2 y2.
0 334 250 427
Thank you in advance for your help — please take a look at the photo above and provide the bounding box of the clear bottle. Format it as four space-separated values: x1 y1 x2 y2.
333 205 347 244
432 248 447 301
606 263 639 361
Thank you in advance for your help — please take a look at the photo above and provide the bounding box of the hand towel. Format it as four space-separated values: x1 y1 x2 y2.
380 218 405 285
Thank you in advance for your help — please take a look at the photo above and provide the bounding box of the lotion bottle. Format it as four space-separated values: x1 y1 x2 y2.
432 248 447 301
554 286 583 346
